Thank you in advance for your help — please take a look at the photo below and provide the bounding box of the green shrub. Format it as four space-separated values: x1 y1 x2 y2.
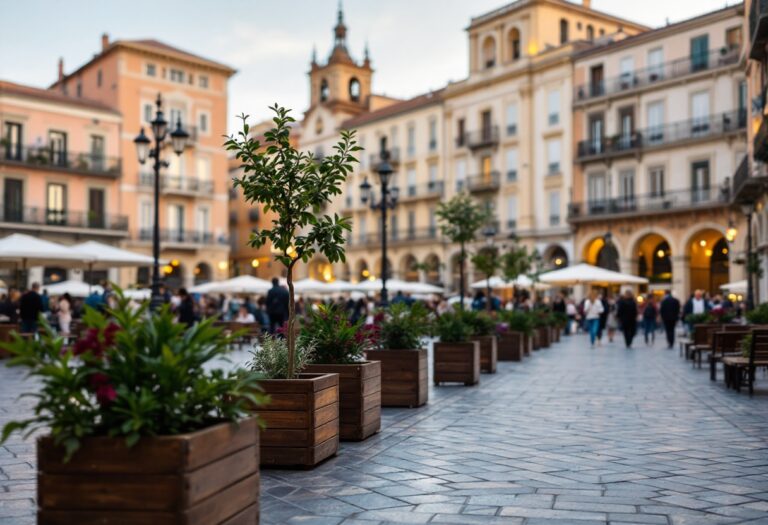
434 311 472 343
0 290 265 461
378 302 430 350
501 311 534 335
741 334 753 358
249 335 314 379
460 310 497 336
746 303 768 325
300 304 373 364
684 313 714 325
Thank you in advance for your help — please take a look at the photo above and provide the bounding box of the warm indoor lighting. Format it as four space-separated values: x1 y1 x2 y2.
699 240 707 247
368 275 376 281
726 226 738 242
194 267 200 275
737 294 744 301
171 259 180 267
217 261 228 271
722 248 729 255
322 267 333 281
163 265 173 275
286 246 297 258
637 295 645 303
527 41 538 55
656 249 665 258
705 249 713 257
251 259 260 268
361 269 370 277
728 293 737 301
554 258 563 266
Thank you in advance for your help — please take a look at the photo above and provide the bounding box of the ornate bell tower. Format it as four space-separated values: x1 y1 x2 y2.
309 2 372 114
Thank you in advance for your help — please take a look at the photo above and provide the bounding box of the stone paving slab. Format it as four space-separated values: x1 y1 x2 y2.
2 333 768 524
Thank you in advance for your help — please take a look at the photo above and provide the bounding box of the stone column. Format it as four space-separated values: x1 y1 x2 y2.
671 255 688 300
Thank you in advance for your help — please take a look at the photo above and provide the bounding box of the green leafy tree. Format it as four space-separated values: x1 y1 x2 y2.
436 194 491 309
227 105 361 378
471 245 501 312
501 244 533 283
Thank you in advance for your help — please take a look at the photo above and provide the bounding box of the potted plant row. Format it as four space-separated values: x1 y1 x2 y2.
433 310 480 386
1 293 267 524
462 310 498 373
301 305 381 442
366 302 429 408
497 310 534 361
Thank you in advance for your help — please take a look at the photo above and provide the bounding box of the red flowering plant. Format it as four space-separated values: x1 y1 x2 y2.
0 288 265 461
299 304 374 364
370 302 431 351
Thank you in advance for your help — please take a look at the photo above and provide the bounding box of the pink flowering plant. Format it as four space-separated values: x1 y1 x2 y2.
0 290 265 460
299 304 375 364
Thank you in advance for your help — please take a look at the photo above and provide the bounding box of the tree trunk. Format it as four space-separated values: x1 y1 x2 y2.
286 263 296 379
459 242 465 311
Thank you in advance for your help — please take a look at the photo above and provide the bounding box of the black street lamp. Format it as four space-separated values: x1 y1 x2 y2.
742 203 755 311
360 149 398 305
134 93 188 310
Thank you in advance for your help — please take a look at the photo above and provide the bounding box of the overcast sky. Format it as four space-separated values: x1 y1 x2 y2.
1 0 738 132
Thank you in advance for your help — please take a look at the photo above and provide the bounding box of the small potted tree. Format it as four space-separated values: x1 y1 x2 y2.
302 305 381 441
366 302 430 408
462 310 498 373
436 194 490 310
227 106 359 459
433 310 480 386
498 310 533 361
533 310 552 349
1 294 266 524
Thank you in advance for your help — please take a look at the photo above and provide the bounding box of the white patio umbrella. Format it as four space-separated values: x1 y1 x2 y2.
539 263 648 286
407 282 445 294
122 288 152 300
71 241 157 269
192 275 272 295
470 275 550 290
353 278 443 294
720 280 747 294
0 233 93 268
323 279 356 293
292 278 330 294
43 280 104 298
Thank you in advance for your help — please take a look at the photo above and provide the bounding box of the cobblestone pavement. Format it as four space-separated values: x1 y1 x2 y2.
2 333 768 524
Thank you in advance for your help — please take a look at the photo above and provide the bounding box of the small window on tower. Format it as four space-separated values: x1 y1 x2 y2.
320 79 330 102
349 78 361 102
316 118 324 135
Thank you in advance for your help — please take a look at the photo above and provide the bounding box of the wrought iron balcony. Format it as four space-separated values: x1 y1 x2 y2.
367 148 400 169
577 110 746 162
0 205 128 231
568 187 730 222
574 47 740 103
138 173 214 195
459 171 501 193
138 228 228 246
0 145 120 177
349 227 441 247
399 181 445 200
751 0 768 61
457 126 499 149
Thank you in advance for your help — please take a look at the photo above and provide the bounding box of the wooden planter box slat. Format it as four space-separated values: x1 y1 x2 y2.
434 341 480 386
258 373 339 467
304 362 381 441
537 327 551 348
522 333 533 355
470 335 498 373
498 332 524 361
366 349 428 408
37 418 259 524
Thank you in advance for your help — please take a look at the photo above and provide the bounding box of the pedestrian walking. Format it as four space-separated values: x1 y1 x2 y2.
177 288 196 327
19 283 44 334
659 290 681 349
583 291 604 348
642 295 658 345
616 289 638 349
266 277 289 334
57 293 72 336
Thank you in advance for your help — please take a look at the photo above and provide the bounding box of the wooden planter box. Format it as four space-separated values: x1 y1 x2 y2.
470 335 497 373
433 341 480 386
366 349 427 408
304 362 381 441
258 373 339 468
532 330 540 350
537 326 551 348
498 332 524 361
522 333 533 356
37 418 260 525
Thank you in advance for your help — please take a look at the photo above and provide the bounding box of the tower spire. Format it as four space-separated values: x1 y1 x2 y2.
334 0 347 49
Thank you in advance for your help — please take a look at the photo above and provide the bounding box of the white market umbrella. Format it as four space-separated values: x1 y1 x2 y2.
352 278 443 294
192 275 271 295
539 263 648 286
0 233 92 268
43 280 103 298
407 282 445 294
720 280 747 294
71 241 156 269
292 278 330 294
323 279 356 293
470 275 550 290
122 288 152 300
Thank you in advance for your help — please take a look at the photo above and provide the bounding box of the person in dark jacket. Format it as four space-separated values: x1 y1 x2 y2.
266 278 289 334
659 291 681 349
616 289 638 349
176 288 196 327
19 283 44 334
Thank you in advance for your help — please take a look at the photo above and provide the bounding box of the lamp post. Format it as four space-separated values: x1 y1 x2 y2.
360 149 398 305
483 225 497 312
742 203 755 311
134 93 189 311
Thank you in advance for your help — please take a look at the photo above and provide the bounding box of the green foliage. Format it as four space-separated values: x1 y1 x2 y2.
471 246 501 281
226 105 361 378
249 335 314 380
551 311 568 327
500 310 534 335
433 310 472 343
0 291 265 461
436 194 491 246
684 313 714 325
300 305 373 364
747 303 768 324
501 245 533 282
741 333 753 358
377 302 430 350
460 310 497 337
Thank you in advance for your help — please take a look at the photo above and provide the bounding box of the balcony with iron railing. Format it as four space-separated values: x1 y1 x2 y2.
367 148 401 169
750 0 768 60
0 145 120 177
457 126 499 149
577 109 746 162
0 205 128 232
138 173 214 195
574 47 740 103
348 227 441 247
568 186 730 223
731 155 756 205
459 171 501 193
137 228 228 246
399 181 445 201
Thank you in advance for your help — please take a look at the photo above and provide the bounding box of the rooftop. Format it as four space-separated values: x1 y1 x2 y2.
342 90 444 129
0 79 120 115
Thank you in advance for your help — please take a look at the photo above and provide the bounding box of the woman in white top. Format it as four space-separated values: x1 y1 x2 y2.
583 290 605 348
57 293 72 336
235 305 256 324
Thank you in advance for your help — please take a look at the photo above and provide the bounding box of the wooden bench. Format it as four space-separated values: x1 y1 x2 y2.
689 324 722 367
709 328 751 381
723 328 768 395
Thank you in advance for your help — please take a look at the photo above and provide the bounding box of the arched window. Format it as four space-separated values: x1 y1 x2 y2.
508 28 521 61
348 78 361 102
560 19 569 44
319 79 329 102
482 36 496 69
586 25 594 41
